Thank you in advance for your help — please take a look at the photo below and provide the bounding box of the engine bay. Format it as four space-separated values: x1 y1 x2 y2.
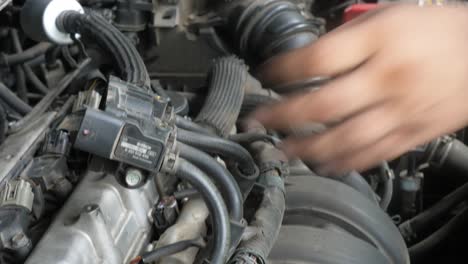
0 0 467 263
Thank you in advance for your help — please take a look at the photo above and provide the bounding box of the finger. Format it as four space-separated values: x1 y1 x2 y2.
320 126 416 174
282 100 400 164
254 57 383 131
257 10 381 85
323 96 468 173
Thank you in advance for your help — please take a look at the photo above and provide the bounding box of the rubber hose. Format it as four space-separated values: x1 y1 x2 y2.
10 29 49 95
399 180 468 241
9 58 91 133
230 170 285 264
177 129 258 176
379 162 394 211
14 66 28 103
409 207 468 262
0 104 6 144
175 116 213 135
228 132 278 145
195 56 247 137
0 42 52 67
56 10 150 88
10 30 28 103
443 139 468 174
178 142 244 222
175 159 230 264
0 82 32 115
140 238 204 263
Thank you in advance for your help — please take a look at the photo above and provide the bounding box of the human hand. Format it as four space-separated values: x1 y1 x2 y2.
254 4 468 173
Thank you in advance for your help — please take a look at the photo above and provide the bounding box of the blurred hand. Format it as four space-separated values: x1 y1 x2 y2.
254 4 468 173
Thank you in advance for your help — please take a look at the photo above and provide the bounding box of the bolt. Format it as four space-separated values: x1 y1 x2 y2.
11 233 29 248
82 129 91 136
125 168 143 187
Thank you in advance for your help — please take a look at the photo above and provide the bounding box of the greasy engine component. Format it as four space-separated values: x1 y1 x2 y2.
74 76 175 174
0 180 34 262
8 0 468 263
25 158 159 264
282 175 410 264
151 199 208 264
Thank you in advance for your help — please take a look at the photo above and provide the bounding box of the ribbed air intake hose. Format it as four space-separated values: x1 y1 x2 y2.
56 10 150 88
223 0 322 65
195 57 247 137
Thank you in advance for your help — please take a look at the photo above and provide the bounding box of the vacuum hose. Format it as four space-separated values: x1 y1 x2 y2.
0 82 32 115
195 57 247 137
400 180 468 243
177 129 258 177
178 142 244 222
175 159 230 264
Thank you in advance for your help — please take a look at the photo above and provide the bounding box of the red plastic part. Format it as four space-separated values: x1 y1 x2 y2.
343 3 379 23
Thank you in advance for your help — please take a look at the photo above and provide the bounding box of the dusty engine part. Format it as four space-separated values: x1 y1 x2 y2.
154 198 208 264
7 0 468 263
25 159 158 264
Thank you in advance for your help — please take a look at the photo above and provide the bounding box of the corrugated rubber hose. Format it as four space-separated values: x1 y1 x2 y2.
195 56 247 137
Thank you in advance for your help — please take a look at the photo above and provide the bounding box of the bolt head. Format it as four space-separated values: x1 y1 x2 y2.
125 168 143 187
82 129 91 136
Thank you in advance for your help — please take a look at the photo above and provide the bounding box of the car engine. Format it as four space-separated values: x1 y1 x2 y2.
0 0 467 263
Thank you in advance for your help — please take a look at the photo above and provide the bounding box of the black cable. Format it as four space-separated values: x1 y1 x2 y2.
0 82 32 116
175 116 213 135
57 10 150 88
0 42 52 67
23 64 49 94
9 58 91 133
409 207 468 261
14 66 28 103
229 132 278 145
10 29 29 103
175 159 230 264
139 238 205 263
178 142 244 222
9 29 49 95
177 129 258 176
173 188 199 200
400 180 468 242
0 104 6 144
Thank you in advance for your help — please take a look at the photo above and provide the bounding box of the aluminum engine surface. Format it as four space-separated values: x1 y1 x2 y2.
26 161 158 264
